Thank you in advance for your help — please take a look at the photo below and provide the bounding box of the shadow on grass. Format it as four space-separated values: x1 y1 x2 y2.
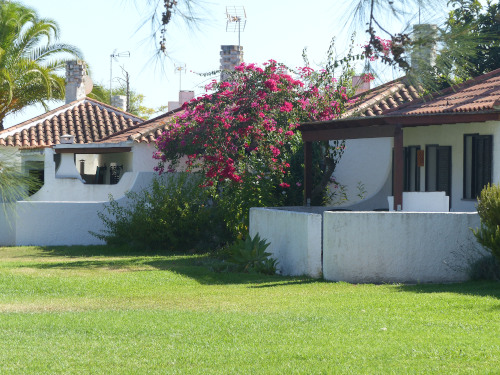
34 245 159 258
19 245 319 287
395 281 500 300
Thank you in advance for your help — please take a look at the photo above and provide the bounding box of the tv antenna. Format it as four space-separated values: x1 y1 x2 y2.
174 63 187 91
109 50 130 102
226 5 246 49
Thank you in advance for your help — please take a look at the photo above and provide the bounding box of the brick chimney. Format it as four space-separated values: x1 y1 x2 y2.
352 76 371 95
220 45 244 81
65 60 88 104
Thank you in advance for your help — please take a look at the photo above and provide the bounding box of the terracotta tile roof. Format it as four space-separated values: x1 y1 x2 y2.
343 76 424 118
100 77 422 145
98 108 182 144
0 98 144 148
385 67 500 117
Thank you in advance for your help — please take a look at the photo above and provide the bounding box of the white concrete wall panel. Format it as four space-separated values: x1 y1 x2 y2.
15 201 107 246
249 208 322 277
323 211 481 283
0 204 16 246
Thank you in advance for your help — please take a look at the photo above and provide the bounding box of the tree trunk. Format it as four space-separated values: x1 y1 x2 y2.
311 155 336 202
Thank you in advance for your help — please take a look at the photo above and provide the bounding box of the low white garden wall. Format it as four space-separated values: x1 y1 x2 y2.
15 201 107 246
249 208 485 283
249 207 322 278
0 204 16 246
0 172 161 247
323 211 482 283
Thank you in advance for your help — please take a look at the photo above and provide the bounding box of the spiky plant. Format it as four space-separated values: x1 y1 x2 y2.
227 233 277 274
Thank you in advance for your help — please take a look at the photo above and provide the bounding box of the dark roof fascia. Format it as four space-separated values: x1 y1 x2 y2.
300 111 500 141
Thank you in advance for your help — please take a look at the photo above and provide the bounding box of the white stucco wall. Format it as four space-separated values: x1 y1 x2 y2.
249 207 322 277
323 211 482 283
15 201 107 246
132 143 159 172
331 138 393 207
0 140 165 246
0 204 15 246
403 121 500 212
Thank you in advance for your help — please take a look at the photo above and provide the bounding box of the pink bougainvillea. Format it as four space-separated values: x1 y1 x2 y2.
153 59 353 234
154 60 352 190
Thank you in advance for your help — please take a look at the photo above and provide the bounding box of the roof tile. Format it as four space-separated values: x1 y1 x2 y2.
0 97 144 148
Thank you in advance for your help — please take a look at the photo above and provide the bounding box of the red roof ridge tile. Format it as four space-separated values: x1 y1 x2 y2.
383 67 500 117
98 107 183 144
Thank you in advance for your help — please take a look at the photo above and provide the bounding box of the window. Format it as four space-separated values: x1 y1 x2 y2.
464 134 492 199
404 146 420 192
426 145 451 198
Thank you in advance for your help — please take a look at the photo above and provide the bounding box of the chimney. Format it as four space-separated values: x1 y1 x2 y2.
411 24 438 71
111 95 127 110
65 60 88 104
220 45 244 81
352 76 371 95
179 90 194 106
168 90 195 111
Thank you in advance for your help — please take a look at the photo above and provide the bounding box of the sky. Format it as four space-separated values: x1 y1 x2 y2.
5 0 451 128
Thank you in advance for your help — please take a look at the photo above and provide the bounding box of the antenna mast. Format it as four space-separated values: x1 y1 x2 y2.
226 5 247 49
109 50 130 102
174 63 187 91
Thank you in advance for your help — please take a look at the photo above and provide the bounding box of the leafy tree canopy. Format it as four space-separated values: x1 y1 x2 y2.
0 1 82 129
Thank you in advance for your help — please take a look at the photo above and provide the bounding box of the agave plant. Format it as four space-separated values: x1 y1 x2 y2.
227 233 278 274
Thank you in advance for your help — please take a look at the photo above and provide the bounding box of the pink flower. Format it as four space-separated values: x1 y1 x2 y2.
279 182 290 188
264 79 278 92
270 145 280 157
280 102 293 112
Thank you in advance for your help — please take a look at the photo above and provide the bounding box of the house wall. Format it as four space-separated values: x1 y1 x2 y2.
132 143 159 172
323 211 482 283
249 207 323 277
330 138 393 208
0 143 163 246
403 120 500 211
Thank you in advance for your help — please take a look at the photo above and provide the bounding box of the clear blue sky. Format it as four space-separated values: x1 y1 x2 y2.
6 0 453 128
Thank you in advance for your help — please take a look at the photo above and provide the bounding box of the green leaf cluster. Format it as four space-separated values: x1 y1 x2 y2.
473 183 500 261
92 174 231 252
0 1 82 127
227 233 278 274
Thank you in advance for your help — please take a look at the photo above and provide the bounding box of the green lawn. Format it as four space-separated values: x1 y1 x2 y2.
0 246 499 374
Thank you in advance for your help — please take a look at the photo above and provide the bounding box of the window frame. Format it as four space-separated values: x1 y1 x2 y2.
463 133 493 199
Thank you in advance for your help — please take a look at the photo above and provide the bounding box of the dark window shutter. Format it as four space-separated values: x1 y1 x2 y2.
437 146 451 197
473 135 492 196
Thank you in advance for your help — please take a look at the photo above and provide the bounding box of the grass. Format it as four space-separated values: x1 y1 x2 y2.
0 246 499 374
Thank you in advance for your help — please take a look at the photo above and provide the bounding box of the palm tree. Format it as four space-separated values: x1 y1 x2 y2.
0 1 83 129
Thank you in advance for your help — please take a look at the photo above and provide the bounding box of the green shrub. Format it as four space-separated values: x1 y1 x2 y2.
468 254 500 281
473 183 500 262
92 174 231 252
226 233 278 275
